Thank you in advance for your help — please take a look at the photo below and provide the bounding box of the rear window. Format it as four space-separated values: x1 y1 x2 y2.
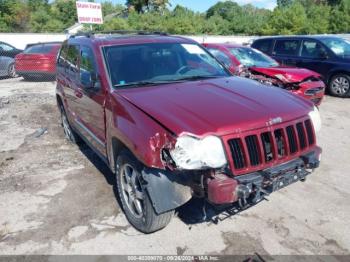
252 39 272 54
273 40 300 56
24 44 57 54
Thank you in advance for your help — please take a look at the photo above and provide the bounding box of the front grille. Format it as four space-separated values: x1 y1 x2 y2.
228 119 315 171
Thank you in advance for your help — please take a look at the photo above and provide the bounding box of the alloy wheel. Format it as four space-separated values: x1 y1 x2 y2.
120 164 144 218
331 76 350 96
61 109 73 140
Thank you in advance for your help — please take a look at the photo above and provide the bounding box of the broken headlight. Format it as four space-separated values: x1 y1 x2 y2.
169 135 227 170
308 106 321 133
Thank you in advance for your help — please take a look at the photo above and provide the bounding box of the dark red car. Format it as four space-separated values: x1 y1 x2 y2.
56 32 322 233
15 42 61 80
204 43 325 106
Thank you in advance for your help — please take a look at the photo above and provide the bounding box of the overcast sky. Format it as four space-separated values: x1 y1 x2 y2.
93 0 277 12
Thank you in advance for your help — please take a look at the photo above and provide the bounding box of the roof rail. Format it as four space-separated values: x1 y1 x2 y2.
69 32 94 39
69 30 168 39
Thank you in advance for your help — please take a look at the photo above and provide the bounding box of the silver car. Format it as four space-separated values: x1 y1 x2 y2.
0 56 17 78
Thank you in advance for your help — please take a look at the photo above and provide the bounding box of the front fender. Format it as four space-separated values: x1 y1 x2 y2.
106 92 176 173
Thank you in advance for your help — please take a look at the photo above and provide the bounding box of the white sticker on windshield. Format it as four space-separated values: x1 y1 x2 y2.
181 44 206 54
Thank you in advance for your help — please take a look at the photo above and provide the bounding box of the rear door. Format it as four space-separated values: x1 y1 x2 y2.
57 43 80 119
297 39 333 77
73 45 106 155
271 39 301 66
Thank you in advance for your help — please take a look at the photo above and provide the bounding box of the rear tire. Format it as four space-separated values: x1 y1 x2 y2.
115 149 174 233
329 74 350 97
59 104 81 144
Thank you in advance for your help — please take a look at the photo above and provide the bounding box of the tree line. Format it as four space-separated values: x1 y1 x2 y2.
0 0 349 35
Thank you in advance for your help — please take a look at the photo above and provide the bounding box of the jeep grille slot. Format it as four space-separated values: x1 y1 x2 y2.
261 132 273 162
227 118 316 173
286 126 298 154
245 135 261 166
274 129 286 158
304 120 315 145
228 138 246 169
296 123 307 149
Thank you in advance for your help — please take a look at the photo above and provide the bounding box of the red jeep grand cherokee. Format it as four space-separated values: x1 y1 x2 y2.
56 32 322 233
204 43 325 106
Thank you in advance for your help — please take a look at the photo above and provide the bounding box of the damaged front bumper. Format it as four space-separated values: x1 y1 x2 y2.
207 148 321 207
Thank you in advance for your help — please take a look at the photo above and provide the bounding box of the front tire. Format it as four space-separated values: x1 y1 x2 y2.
116 150 174 233
8 63 17 78
329 74 350 97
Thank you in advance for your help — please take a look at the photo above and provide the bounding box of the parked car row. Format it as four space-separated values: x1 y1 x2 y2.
0 41 61 80
252 35 350 98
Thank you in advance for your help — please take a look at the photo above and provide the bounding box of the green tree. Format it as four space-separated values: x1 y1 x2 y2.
329 0 350 33
263 2 307 34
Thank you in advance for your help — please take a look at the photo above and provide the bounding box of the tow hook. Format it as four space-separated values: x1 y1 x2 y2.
237 184 250 209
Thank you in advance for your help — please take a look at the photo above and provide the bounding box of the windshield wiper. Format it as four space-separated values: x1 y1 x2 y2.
114 81 170 88
174 75 222 81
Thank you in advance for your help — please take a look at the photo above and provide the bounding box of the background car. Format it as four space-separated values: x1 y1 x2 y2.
0 56 17 78
15 42 61 81
204 43 325 106
0 41 22 58
252 36 350 97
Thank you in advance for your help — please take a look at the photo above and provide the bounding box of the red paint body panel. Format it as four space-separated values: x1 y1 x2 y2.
117 77 311 137
203 43 325 106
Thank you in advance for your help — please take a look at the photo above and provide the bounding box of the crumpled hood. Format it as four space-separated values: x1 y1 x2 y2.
116 77 313 137
250 66 321 83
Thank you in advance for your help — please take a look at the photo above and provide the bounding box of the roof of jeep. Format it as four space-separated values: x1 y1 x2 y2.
67 34 196 47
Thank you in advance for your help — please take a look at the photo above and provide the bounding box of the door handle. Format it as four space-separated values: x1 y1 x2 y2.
74 90 83 98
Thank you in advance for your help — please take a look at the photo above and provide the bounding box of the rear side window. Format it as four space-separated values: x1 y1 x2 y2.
252 39 272 54
301 40 327 58
66 45 80 79
273 40 300 56
24 44 55 54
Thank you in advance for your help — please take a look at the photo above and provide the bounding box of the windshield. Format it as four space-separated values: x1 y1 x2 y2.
320 37 350 57
229 47 279 67
103 42 229 87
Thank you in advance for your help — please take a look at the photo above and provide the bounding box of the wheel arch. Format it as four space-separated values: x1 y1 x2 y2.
327 69 350 85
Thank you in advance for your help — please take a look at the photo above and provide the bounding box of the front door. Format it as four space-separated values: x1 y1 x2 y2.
73 45 106 156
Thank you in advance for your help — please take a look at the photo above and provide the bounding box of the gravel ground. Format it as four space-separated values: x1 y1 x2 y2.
0 77 349 258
